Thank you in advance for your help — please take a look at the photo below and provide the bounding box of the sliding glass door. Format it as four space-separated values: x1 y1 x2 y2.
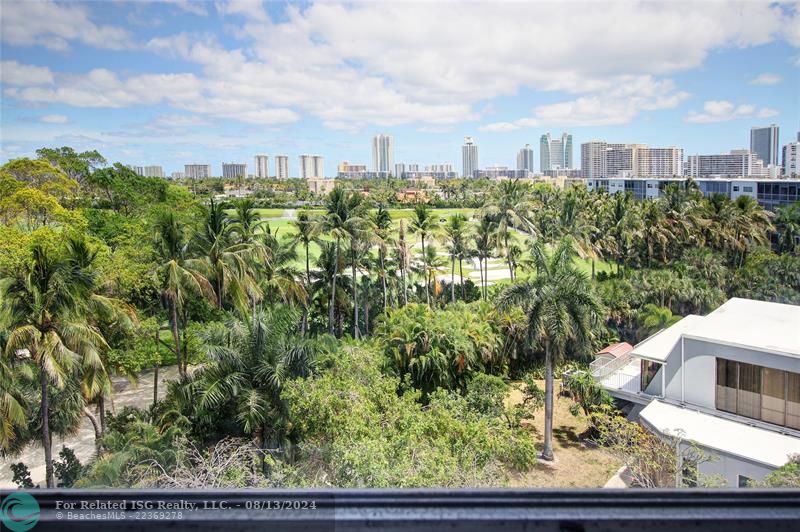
715 357 800 430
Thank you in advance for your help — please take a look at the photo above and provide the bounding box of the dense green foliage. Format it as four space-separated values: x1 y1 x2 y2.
1 146 798 488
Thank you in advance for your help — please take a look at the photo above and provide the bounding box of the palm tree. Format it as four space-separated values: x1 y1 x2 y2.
309 241 350 337
730 195 773 268
290 210 321 285
153 211 216 378
442 214 468 303
640 201 672 267
609 192 640 276
0 353 26 452
397 219 410 306
194 198 260 313
1 244 111 487
497 239 601 461
257 225 306 308
473 215 496 300
347 214 374 339
229 198 264 244
480 179 533 281
320 188 364 336
195 309 331 470
372 204 394 310
408 204 439 306
775 203 800 254
637 303 681 340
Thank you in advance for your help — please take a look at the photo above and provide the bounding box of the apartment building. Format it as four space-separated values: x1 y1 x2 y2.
275 155 289 179
299 154 324 179
222 163 247 179
184 164 211 179
462 136 479 178
685 150 767 177
783 142 799 177
254 155 269 178
143 165 164 178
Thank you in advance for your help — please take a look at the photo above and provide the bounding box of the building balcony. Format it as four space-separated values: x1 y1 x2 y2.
591 352 656 405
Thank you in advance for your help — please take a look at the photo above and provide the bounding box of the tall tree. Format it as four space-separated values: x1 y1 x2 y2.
153 211 216 377
409 204 439 306
290 210 321 286
473 215 497 300
442 213 468 303
320 188 364 336
480 179 532 281
1 244 110 487
371 204 394 311
497 239 601 461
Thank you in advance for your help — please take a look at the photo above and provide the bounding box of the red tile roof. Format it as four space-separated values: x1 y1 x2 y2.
595 342 634 358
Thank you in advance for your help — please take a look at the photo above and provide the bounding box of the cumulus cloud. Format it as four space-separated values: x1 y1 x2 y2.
1 1 797 130
40 114 68 124
0 0 130 51
749 73 783 85
685 100 779 123
1 61 54 86
481 76 689 130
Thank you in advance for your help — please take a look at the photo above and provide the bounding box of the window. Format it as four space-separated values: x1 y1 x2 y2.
743 186 753 193
733 186 739 192
715 358 800 430
737 475 753 488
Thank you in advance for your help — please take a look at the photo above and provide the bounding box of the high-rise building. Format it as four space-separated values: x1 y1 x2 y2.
462 136 479 178
750 124 780 167
185 164 211 179
783 142 799 177
171 171 185 179
299 155 324 179
517 144 534 172
685 150 767 177
222 163 248 179
275 155 289 179
143 165 164 178
581 141 607 179
372 134 395 175
408 163 420 172
581 142 682 178
126 165 144 176
395 163 406 177
540 132 573 171
254 155 269 178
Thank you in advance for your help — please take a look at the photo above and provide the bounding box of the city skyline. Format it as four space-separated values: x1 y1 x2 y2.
1 1 798 172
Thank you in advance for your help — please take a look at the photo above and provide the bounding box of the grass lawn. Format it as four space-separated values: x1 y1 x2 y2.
506 379 621 488
224 208 285 218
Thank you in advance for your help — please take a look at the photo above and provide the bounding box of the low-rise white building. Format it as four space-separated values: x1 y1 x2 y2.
593 298 800 487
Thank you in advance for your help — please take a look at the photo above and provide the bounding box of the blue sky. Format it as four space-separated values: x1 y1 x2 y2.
1 0 799 176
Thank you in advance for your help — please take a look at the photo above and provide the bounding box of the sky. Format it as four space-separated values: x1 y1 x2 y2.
1 0 799 176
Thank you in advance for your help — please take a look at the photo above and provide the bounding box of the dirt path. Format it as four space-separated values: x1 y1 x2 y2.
0 365 180 488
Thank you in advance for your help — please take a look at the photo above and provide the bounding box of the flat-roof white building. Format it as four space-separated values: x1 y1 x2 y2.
592 298 800 487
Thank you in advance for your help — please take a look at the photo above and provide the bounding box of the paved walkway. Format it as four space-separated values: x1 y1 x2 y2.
0 365 179 488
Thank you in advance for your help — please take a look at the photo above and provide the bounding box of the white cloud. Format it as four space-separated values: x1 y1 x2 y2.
685 100 779 123
2 1 798 131
481 76 689 130
1 60 54 85
0 0 131 51
165 0 209 16
749 73 783 85
40 114 68 124
215 0 268 22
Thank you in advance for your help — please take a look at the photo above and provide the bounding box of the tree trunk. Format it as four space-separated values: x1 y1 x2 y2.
450 256 456 303
542 341 555 461
380 249 387 311
422 235 430 306
329 237 339 336
169 299 185 378
364 295 370 336
40 370 55 488
98 394 106 436
591 258 596 280
352 247 359 339
401 261 408 306
305 243 311 286
459 257 465 300
505 233 514 281
84 407 102 442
